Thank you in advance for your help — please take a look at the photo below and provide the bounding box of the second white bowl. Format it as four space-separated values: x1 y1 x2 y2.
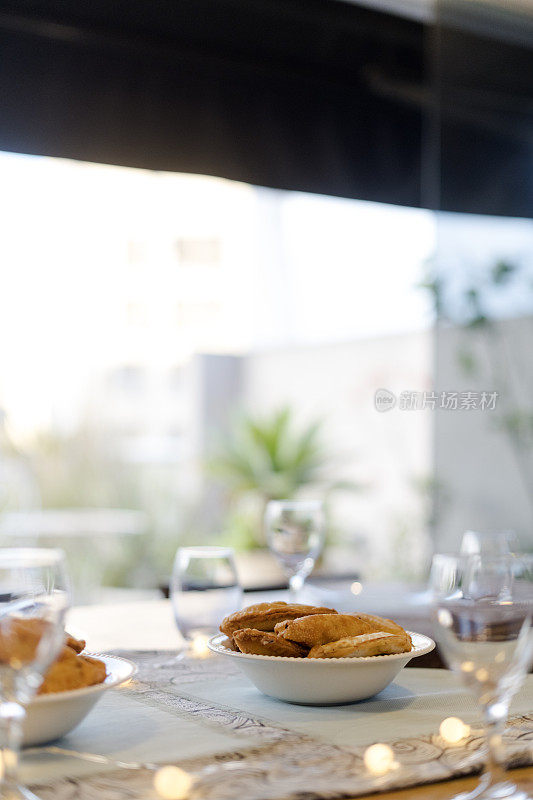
23 653 137 746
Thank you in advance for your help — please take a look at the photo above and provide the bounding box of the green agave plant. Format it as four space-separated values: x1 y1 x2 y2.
210 407 326 503
210 407 358 549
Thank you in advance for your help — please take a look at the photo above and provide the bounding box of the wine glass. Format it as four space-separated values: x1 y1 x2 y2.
265 500 325 599
0 548 70 800
170 546 242 658
430 552 533 800
460 530 517 557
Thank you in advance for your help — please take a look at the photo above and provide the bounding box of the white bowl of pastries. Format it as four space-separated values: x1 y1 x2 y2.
3 623 137 746
209 602 435 705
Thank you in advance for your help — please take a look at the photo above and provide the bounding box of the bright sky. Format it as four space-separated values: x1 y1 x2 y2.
0 151 436 438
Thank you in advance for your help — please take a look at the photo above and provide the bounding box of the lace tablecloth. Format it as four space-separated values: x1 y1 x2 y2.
25 652 533 800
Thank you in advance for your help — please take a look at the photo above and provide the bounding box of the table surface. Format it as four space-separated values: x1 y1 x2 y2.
67 597 533 800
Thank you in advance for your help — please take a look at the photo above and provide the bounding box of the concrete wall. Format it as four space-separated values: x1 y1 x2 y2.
239 332 433 577
434 317 533 551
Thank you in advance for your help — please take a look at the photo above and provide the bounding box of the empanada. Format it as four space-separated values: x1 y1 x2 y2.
0 620 88 666
275 613 375 647
308 631 411 659
220 602 337 637
0 618 57 665
233 628 308 658
352 613 411 645
65 633 86 654
39 646 107 694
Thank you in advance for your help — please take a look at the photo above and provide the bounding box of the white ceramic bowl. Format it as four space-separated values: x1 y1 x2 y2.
23 654 137 746
208 632 435 705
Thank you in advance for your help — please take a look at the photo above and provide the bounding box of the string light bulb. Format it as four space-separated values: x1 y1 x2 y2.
154 766 193 799
439 717 471 744
190 634 211 659
363 743 396 775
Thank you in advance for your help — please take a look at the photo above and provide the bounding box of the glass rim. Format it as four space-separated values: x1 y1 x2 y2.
266 499 324 509
462 528 516 536
175 546 235 559
0 547 66 567
431 551 533 566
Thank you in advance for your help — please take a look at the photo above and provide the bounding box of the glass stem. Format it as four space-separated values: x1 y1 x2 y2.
289 573 304 599
482 702 510 791
0 702 24 792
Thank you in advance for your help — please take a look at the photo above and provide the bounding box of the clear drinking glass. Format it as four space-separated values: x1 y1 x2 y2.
430 553 533 800
0 548 70 800
265 500 325 599
170 546 242 657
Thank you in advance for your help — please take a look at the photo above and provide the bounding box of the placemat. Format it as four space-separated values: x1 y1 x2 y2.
26 651 533 800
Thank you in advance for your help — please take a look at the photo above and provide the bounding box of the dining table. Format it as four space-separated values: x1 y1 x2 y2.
21 593 533 800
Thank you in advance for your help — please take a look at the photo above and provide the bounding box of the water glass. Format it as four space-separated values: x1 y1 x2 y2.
0 548 70 800
171 546 242 654
430 552 533 800
265 500 325 598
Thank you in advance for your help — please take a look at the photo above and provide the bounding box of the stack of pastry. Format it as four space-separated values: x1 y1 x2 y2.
40 631 107 694
0 618 107 693
220 602 412 659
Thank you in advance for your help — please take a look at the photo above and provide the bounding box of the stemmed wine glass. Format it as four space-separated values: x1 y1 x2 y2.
430 552 533 800
0 548 70 800
170 546 242 658
265 500 325 599
460 530 517 558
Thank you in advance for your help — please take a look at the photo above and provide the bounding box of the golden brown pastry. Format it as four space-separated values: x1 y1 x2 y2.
275 613 375 648
39 646 107 694
220 602 337 638
65 633 86 654
0 618 51 665
233 628 308 658
308 631 412 659
0 619 88 666
0 618 106 694
352 613 411 645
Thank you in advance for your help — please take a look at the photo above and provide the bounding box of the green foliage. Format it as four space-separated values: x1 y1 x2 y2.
220 509 261 551
498 410 533 447
210 407 326 503
491 260 516 285
210 407 359 549
456 348 478 376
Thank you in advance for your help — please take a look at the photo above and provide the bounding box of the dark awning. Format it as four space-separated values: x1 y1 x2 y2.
434 0 533 218
0 0 425 207
0 1 532 217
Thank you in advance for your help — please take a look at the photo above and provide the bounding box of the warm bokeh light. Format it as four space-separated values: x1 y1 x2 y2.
439 717 471 744
363 743 396 776
350 581 363 595
475 668 489 682
437 609 452 628
154 766 193 799
0 747 18 780
190 634 211 659
461 660 475 673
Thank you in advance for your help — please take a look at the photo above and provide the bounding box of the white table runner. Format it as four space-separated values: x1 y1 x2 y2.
23 653 533 799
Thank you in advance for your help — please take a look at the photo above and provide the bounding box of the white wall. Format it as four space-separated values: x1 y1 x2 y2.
434 317 533 551
240 332 433 577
